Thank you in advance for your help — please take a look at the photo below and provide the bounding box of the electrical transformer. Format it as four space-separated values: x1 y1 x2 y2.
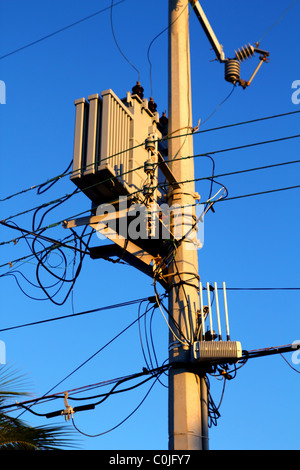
70 88 167 206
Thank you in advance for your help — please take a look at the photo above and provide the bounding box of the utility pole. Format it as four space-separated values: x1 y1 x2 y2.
67 0 268 451
167 0 207 451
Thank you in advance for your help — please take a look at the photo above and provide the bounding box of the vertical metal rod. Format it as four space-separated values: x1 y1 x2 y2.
206 282 213 337
223 281 230 340
199 282 205 341
214 282 222 341
200 376 209 450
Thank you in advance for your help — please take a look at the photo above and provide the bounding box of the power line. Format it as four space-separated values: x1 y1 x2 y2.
0 284 297 334
6 341 299 422
243 343 300 364
0 220 86 255
192 133 300 158
219 183 300 203
2 131 300 228
223 287 300 291
257 0 297 43
193 109 300 137
1 108 299 206
15 295 164 419
0 296 156 333
70 372 164 437
0 229 91 269
0 0 127 61
1 176 299 258
110 0 140 81
0 364 169 414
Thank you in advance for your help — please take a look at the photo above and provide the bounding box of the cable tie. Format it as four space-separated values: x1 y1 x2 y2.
192 119 201 133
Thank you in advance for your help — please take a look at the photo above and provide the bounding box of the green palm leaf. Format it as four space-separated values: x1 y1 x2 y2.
0 365 78 450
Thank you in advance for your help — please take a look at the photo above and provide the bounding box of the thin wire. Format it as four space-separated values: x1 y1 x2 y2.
199 85 235 127
71 373 162 438
0 0 127 61
0 297 151 333
110 0 140 81
147 1 190 97
154 281 190 346
257 0 297 44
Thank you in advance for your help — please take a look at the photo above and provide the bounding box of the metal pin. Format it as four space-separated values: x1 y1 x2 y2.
223 281 230 340
214 282 222 341
199 282 205 341
206 282 214 338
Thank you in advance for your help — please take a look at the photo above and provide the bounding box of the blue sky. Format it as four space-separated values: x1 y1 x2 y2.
0 0 299 450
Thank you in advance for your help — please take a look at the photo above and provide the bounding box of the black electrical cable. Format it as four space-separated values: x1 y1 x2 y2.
16 298 168 420
67 366 169 404
32 189 78 232
0 219 94 304
0 296 158 334
138 301 155 372
8 365 169 420
71 372 164 438
36 160 73 195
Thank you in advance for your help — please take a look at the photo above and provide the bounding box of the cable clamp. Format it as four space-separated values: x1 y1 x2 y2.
61 392 74 421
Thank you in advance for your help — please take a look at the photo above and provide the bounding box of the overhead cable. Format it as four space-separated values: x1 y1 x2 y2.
0 296 157 333
0 0 127 61
2 131 300 226
1 109 299 205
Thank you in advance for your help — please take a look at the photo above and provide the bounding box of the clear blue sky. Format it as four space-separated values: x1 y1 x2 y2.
0 0 299 450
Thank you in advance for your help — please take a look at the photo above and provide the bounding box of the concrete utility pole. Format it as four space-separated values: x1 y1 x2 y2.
167 0 208 451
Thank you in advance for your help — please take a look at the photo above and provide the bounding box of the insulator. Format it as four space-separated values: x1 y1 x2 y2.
143 185 154 197
144 160 156 174
148 97 157 114
224 59 240 85
132 81 144 99
234 44 255 62
145 135 156 151
159 112 168 128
